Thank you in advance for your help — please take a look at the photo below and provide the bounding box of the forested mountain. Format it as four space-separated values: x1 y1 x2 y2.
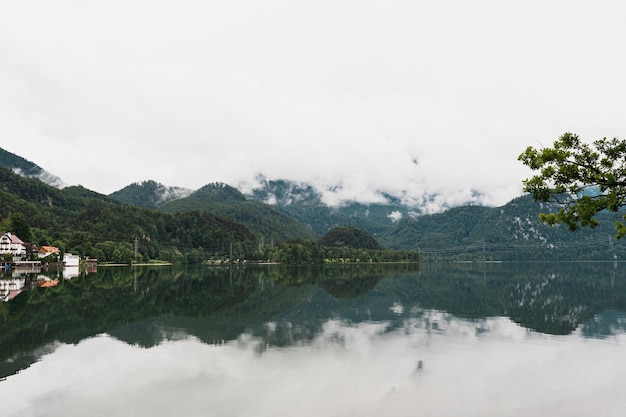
382 194 626 261
4 146 626 262
158 182 317 243
0 166 256 264
0 147 65 189
245 178 418 236
109 180 193 209
108 177 492 245
111 178 423 237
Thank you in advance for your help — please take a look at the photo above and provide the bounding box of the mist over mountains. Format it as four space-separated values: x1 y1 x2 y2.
0 145 487 215
2 146 626 261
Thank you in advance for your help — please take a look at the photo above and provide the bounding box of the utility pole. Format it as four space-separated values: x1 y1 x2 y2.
609 235 616 260
483 241 486 263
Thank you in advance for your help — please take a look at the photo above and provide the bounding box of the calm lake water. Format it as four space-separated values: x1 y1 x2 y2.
1 262 626 416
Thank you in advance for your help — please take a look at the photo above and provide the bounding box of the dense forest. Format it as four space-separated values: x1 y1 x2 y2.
381 194 626 261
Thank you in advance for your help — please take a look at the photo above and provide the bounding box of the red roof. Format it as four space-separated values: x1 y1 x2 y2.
6 290 22 300
39 246 60 253
10 234 24 244
1 233 24 244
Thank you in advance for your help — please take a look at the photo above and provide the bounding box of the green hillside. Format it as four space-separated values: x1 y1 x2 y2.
246 179 414 236
158 183 317 243
382 195 626 261
0 147 44 177
109 180 192 209
4 145 626 263
0 166 255 264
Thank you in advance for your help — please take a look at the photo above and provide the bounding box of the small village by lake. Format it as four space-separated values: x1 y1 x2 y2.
0 231 93 301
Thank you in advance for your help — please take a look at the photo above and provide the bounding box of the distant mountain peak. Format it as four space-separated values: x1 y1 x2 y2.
192 182 247 203
245 178 324 207
109 180 193 209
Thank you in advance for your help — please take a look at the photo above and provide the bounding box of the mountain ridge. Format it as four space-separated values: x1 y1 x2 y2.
157 182 318 243
3 146 626 261
0 146 486 221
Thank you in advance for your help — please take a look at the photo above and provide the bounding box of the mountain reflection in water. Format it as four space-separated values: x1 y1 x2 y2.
2 262 626 416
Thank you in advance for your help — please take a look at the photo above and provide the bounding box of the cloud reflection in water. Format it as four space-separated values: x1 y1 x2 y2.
2 312 625 417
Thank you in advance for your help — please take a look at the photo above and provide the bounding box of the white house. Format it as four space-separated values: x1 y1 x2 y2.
63 253 80 279
63 253 80 267
0 233 27 257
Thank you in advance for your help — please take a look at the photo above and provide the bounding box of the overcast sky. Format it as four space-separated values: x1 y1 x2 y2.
2 1 625 210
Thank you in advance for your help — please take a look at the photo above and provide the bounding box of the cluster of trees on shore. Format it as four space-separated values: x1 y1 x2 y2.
252 239 419 265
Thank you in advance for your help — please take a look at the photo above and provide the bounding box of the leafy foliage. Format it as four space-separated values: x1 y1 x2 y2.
9 213 33 243
519 132 626 237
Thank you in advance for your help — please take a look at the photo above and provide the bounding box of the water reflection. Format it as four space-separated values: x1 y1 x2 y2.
3 316 626 417
2 262 626 415
0 266 83 301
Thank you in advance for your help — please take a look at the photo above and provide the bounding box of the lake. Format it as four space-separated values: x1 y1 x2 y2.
1 262 626 416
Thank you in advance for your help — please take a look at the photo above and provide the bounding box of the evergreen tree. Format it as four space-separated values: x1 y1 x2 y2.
10 212 33 242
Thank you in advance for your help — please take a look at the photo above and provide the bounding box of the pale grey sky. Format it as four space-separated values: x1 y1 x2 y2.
2 1 625 210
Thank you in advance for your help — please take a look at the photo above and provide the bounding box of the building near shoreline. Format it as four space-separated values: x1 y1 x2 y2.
63 253 80 267
38 245 61 259
0 233 26 257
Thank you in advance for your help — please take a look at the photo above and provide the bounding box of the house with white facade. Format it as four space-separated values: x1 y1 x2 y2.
0 233 27 257
63 253 80 267
63 253 80 279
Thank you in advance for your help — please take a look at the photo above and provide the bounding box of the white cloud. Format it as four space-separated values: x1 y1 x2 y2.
2 0 626 208
387 210 403 223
